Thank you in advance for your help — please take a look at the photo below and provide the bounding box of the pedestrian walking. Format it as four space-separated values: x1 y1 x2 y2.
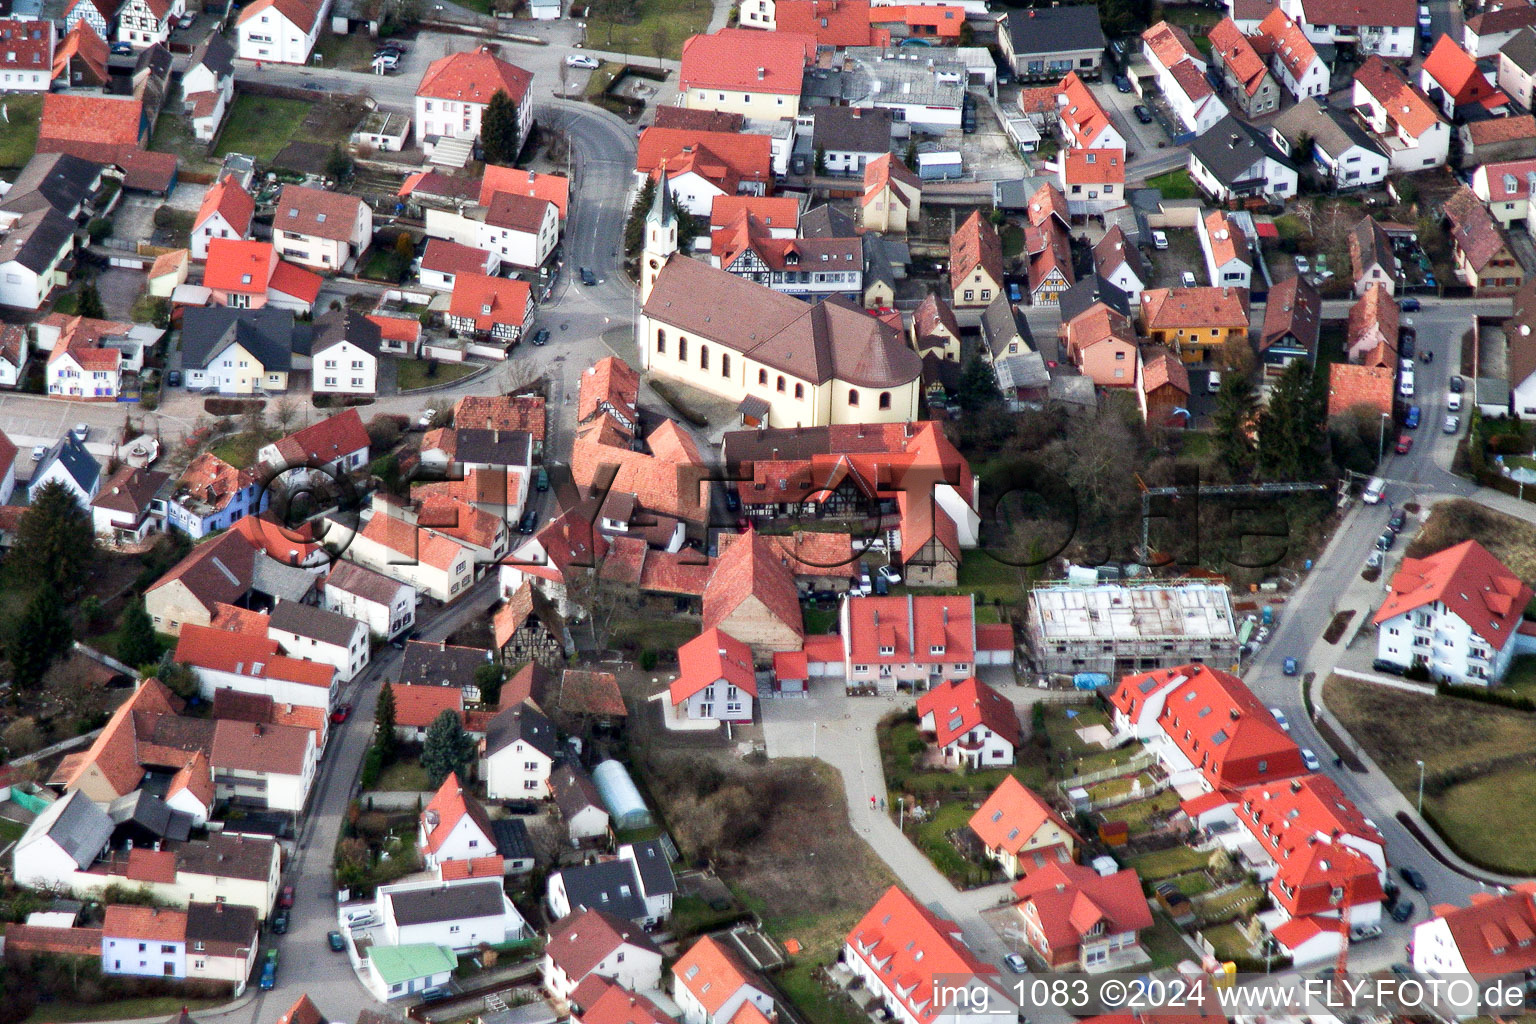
880 797 886 811
870 795 876 809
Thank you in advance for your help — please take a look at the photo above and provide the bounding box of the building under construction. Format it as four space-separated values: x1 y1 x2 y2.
1026 580 1239 677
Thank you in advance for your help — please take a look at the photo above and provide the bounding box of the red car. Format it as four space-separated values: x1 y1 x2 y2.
1396 433 1413 454
330 704 352 724
278 885 295 909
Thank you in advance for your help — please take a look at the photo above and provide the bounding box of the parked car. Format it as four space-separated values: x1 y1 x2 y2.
1400 335 1415 359
1008 282 1022 302
1134 105 1154 124
271 909 289 934
1301 748 1321 771
1447 391 1462 411
580 266 597 286
278 885 295 909
1283 657 1298 676
1113 74 1131 92
1295 254 1311 274
330 704 352 724
1004 953 1029 974
1180 271 1197 287
30 445 45 461
166 369 182 387
70 423 89 443
531 328 550 346
877 564 902 585
1151 229 1168 249
259 961 276 990
1401 297 1421 312
1399 866 1428 890
1373 657 1406 674
373 53 399 68
1269 707 1290 731
872 573 889 596
417 408 436 429
328 931 346 952
1377 530 1396 551
1404 405 1420 429
1389 508 1407 532
1449 375 1465 393
535 467 550 492
1444 414 1461 434
1396 433 1413 454
1366 550 1384 570
518 507 539 534
566 54 601 69
1391 899 1417 923
177 12 195 27
110 41 132 54
1400 374 1415 398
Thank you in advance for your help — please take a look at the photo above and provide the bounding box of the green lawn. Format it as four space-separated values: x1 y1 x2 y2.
911 799 979 883
1427 765 1536 874
585 0 712 58
1110 789 1183 833
1145 168 1200 200
310 29 378 72
27 998 224 1024
1000 224 1024 259
804 607 837 634
1203 922 1255 961
148 105 220 175
214 95 314 163
956 549 1026 604
583 61 626 99
395 358 480 391
1503 655 1536 703
0 94 43 171
1127 846 1211 880
0 817 26 844
373 759 430 792
209 430 278 469
1141 913 1194 969
776 960 871 1024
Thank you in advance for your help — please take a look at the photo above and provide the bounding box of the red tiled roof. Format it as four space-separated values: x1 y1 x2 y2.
1058 72 1117 148
1235 774 1384 916
103 905 187 942
844 888 999 1023
1143 20 1205 69
578 355 640 429
480 165 569 217
671 627 756 704
421 770 495 853
454 394 545 439
862 153 922 208
1011 863 1153 951
1061 148 1124 186
1422 34 1506 107
416 45 532 104
439 855 505 879
390 682 466 729
869 4 964 37
449 272 530 332
3 923 105 957
572 418 707 523
969 775 1074 857
775 0 873 45
578 978 678 1024
275 184 365 244
1140 286 1250 330
702 529 803 640
1297 0 1413 27
422 238 495 279
195 175 255 237
174 623 334 688
204 239 275 293
236 0 324 33
38 93 141 161
1373 539 1531 641
1140 346 1190 397
673 935 762 1016
268 258 321 304
845 594 974 664
1208 17 1268 96
552 908 663 984
368 314 422 345
678 27 813 96
636 127 773 194
54 21 107 88
1468 113 1536 145
709 195 799 232
950 210 1003 294
1425 884 1536 974
1354 56 1441 139
916 676 1019 748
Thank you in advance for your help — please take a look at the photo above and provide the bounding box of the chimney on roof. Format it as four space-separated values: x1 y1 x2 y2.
758 66 766 79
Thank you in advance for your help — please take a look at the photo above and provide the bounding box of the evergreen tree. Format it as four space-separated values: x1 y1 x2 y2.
374 682 397 758
480 90 521 166
956 351 1003 416
1257 359 1328 481
9 586 72 690
77 282 104 320
623 178 657 258
1212 373 1259 478
474 662 506 708
814 147 827 175
676 209 700 253
421 709 476 787
10 481 94 594
118 600 160 670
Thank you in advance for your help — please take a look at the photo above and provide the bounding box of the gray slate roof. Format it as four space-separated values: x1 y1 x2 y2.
35 435 101 495
979 294 1032 359
312 308 382 360
26 789 112 869
1271 98 1384 161
1507 27 1536 74
388 879 505 925
551 763 605 820
0 152 101 218
180 307 299 372
485 702 558 759
801 204 857 238
454 428 532 467
250 555 317 603
1058 275 1132 324
1189 115 1295 188
108 789 193 842
553 859 647 921
1003 5 1105 55
188 32 234 80
269 599 362 648
0 206 75 274
811 107 893 155
623 839 677 897
491 817 534 862
399 640 493 689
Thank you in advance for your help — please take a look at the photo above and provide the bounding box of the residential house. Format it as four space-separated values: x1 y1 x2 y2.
1347 216 1399 296
860 153 922 234
1139 286 1251 364
1059 149 1124 216
419 239 500 292
311 309 380 396
445 273 531 344
912 293 962 362
1107 663 1307 793
1260 274 1321 377
998 5 1105 81
491 580 569 667
191 176 254 262
1327 360 1395 417
1092 226 1150 304
1505 276 1536 414
31 435 100 509
1374 539 1534 684
979 294 1037 399
634 127 774 218
273 184 372 272
179 306 299 395
678 27 812 119
418 772 502 872
1347 283 1399 364
545 857 665 925
64 0 114 45
1188 114 1299 201
414 46 534 159
550 764 610 844
672 934 778 1024
427 191 559 270
0 206 76 309
102 902 260 993
1207 16 1279 116
176 623 337 711
36 93 144 165
0 19 54 92
142 522 308 633
12 790 113 892
711 215 862 302
670 628 757 722
209 716 317 812
949 211 1003 309
0 326 27 388
482 701 558 800
1197 208 1252 289
1252 7 1329 101
116 0 182 49
1023 183 1074 307
1498 25 1536 109
364 944 458 1002
915 676 1021 767
257 408 370 476
182 33 233 140
1466 2 1536 55
618 840 675 922
91 465 168 544
1057 72 1125 150
322 560 414 640
148 249 188 298
234 0 327 63
968 776 1077 878
45 315 128 400
1012 863 1154 970
1472 157 1536 226
202 239 322 313
542 909 664 1003
479 165 569 222
1138 346 1191 425
1420 34 1509 118
388 683 473 743
810 106 893 175
0 429 15 505
55 22 110 91
329 504 475 603
1462 113 1536 163
1411 884 1536 979
1352 57 1452 171
1143 21 1226 136
267 599 368 682
1276 0 1415 55
843 887 1004 1024
810 594 1012 694
165 451 265 538
1270 98 1390 190
377 877 526 952
1063 302 1139 388
1445 184 1526 294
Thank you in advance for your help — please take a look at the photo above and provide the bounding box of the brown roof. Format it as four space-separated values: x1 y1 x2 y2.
1260 274 1321 353
559 669 627 717
1349 216 1394 280
92 466 169 516
454 394 546 440
146 528 257 616
1468 114 1536 145
652 105 746 132
645 256 920 388
949 210 1004 294
485 191 554 233
913 294 961 349
547 908 661 980
269 408 370 467
1506 277 1536 387
210 718 312 776
1140 286 1250 330
275 184 364 243
1143 20 1205 68
578 355 640 429
1445 184 1512 272
421 238 494 278
1140 345 1189 396
502 661 554 709
175 833 278 881
1327 361 1394 416
1354 57 1441 139
2 923 104 957
325 559 408 606
1348 282 1399 351
702 529 803 640
1092 224 1150 282
716 529 858 579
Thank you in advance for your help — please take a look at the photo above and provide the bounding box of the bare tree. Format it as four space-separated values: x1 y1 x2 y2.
274 398 299 433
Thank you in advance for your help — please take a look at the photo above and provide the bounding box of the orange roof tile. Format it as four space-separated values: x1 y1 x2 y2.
916 677 1021 748
845 888 1000 1023
203 239 274 293
480 165 569 217
678 27 813 95
1354 56 1441 139
702 529 803 640
1373 539 1531 640
416 45 532 104
671 627 756 704
969 776 1075 857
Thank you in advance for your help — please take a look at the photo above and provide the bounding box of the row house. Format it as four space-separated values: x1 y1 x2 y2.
322 560 415 640
102 902 259 993
1352 57 1451 172
801 594 1013 694
1271 98 1390 191
327 502 475 603
1277 0 1415 56
711 215 863 302
1465 3 1536 56
1207 16 1279 116
1252 7 1328 101
1444 184 1526 295
175 622 338 713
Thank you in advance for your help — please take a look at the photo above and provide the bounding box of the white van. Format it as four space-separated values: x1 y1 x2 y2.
1208 370 1222 394
1400 372 1415 397
1363 477 1387 505
1447 391 1462 411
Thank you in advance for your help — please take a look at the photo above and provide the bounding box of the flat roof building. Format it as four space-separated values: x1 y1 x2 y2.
1026 580 1238 676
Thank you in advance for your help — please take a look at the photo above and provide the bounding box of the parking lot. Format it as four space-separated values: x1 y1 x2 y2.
1145 226 1207 288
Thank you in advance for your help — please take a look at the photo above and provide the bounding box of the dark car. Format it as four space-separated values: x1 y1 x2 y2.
328 931 346 952
519 507 539 534
873 573 889 596
1373 657 1408 675
1399 335 1414 359
1133 105 1153 123
259 961 276 990
724 489 740 512
278 885 295 909
1400 866 1428 890
580 266 597 286
271 909 290 934
1389 508 1407 532
810 589 839 604
1114 74 1131 92
167 369 182 387
1391 899 1417 923
330 704 352 724
1450 375 1465 393
531 328 550 346
1377 530 1396 551
110 41 133 54
1401 297 1422 312
504 799 540 814
535 467 549 492
1404 405 1420 429
421 988 450 1004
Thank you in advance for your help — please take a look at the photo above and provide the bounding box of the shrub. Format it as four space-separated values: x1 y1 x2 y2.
1437 681 1536 712
1404 663 1432 682
86 218 112 243
359 743 385 789
638 649 657 670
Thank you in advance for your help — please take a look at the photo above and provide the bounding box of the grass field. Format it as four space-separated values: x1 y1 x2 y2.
0 817 26 844
1326 674 1536 872
0 94 43 171
27 998 223 1024
373 758 430 792
1141 914 1195 969
214 95 313 163
584 0 712 59
396 358 480 391
1128 846 1212 880
1407 498 1536 581
209 429 278 469
1145 168 1200 200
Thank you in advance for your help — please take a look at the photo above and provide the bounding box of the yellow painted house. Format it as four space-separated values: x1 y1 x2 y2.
1139 286 1251 364
179 306 296 394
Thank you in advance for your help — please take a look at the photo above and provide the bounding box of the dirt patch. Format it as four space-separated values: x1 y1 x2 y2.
1322 610 1355 644
1407 498 1536 580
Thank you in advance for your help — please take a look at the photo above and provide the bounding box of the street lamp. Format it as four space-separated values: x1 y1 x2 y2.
1379 411 1392 463
1416 759 1426 813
